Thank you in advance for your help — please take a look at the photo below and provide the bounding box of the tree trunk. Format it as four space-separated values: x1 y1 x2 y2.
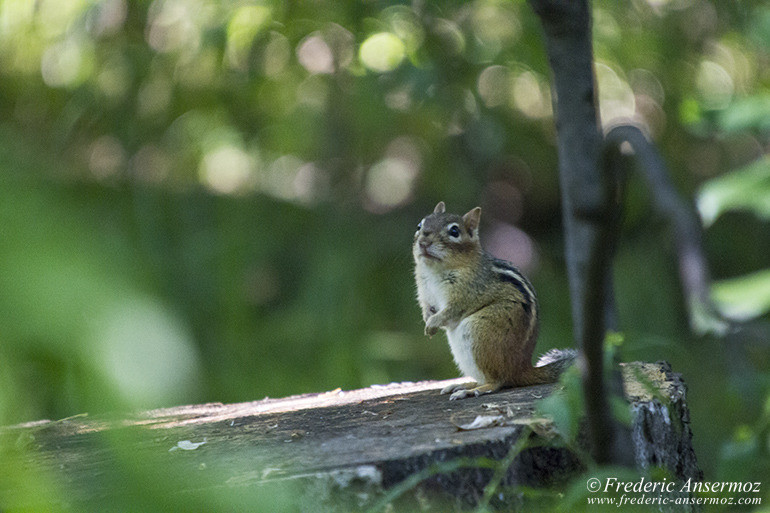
0 362 700 511
528 0 634 465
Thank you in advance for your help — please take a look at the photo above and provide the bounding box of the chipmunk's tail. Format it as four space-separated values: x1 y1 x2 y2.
536 348 578 369
522 348 578 384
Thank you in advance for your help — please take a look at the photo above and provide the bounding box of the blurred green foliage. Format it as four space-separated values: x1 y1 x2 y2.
1 0 769 509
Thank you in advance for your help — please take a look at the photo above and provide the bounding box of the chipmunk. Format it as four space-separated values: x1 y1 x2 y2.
413 201 576 400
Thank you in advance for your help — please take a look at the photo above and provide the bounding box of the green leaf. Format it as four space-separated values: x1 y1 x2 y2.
536 365 584 442
716 94 770 134
696 157 770 226
711 268 770 321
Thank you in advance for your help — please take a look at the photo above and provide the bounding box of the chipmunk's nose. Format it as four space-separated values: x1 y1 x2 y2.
419 240 430 251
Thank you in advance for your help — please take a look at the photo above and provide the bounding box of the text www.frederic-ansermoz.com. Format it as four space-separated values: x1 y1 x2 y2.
585 477 763 508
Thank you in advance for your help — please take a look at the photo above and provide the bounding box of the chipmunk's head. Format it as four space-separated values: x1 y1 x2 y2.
413 201 482 266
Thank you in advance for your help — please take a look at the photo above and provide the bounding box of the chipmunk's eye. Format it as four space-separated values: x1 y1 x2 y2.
447 224 461 239
416 220 423 231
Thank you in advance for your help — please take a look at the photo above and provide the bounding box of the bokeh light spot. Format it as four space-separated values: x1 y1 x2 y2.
227 5 272 69
511 71 552 119
89 136 126 181
200 145 256 195
41 38 93 88
595 62 635 127
364 137 421 212
359 32 405 73
477 65 511 108
297 34 335 74
92 298 200 408
485 222 537 273
696 60 734 110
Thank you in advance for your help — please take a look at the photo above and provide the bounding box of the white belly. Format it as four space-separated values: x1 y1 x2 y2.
446 319 484 383
415 264 447 313
416 263 483 382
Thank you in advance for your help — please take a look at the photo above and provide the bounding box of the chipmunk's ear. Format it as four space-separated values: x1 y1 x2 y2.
433 201 446 214
463 207 481 236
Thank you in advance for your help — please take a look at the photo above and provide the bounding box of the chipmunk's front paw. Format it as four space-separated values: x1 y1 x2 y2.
424 324 439 337
424 314 442 337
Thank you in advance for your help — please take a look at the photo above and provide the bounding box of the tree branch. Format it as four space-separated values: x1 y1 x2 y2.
603 124 730 336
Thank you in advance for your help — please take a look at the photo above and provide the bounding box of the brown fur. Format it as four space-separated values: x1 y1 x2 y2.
414 202 574 399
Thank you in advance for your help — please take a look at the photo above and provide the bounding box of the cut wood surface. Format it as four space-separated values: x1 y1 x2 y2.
1 362 701 511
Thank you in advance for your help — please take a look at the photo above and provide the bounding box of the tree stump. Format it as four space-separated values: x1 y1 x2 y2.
1 361 700 511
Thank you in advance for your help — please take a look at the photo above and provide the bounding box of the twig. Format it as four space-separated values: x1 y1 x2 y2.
475 428 532 512
579 129 633 466
603 124 731 336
